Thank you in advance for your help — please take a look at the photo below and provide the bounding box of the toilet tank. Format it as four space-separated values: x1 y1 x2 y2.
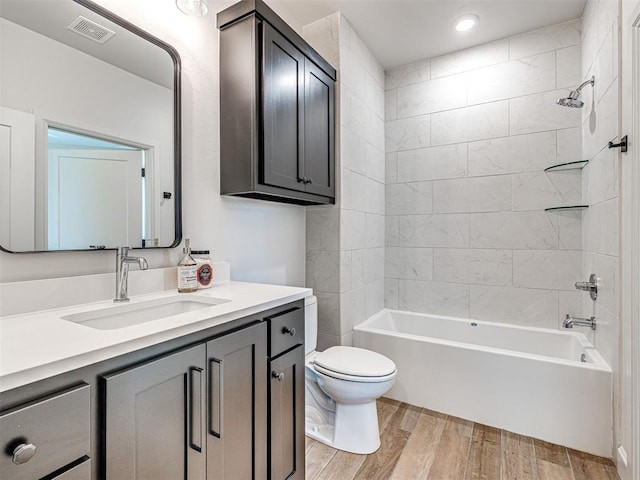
304 295 318 355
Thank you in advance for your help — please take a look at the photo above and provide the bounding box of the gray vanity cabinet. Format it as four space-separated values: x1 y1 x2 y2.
206 322 268 480
267 308 305 480
103 344 207 480
103 322 268 480
218 0 336 206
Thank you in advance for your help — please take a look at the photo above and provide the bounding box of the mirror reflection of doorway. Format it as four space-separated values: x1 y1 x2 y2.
46 127 148 250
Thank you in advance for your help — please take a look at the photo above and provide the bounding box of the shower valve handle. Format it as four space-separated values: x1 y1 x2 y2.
575 274 598 301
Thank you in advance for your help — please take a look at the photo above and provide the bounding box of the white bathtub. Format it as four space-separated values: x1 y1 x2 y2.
353 309 612 457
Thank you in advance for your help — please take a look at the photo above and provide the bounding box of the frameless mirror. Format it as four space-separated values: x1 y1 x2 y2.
0 0 181 252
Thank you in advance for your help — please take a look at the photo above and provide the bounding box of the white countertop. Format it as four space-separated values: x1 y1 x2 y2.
0 281 311 393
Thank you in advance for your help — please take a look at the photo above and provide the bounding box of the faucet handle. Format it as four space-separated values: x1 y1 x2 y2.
117 246 132 255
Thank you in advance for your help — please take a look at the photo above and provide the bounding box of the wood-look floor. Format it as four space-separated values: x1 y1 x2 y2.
305 398 621 480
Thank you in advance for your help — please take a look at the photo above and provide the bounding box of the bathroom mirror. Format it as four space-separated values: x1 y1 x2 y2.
0 0 181 252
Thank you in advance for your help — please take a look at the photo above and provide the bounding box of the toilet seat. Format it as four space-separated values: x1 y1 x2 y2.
313 346 397 383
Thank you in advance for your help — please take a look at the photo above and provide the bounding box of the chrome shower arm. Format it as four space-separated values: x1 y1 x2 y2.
575 76 595 93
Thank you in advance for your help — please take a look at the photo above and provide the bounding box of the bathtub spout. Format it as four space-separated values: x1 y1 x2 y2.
563 314 596 330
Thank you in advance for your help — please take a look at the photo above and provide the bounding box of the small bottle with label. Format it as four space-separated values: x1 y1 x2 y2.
192 250 214 289
177 239 197 293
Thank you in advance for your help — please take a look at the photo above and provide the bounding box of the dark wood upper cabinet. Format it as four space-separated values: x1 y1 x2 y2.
218 0 336 205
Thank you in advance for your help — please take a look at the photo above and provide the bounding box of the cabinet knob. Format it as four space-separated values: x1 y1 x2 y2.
306 178 313 184
297 176 306 183
281 326 296 336
272 371 285 381
12 443 37 465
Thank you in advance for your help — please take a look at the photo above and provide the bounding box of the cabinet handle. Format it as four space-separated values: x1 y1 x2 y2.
306 178 313 184
281 326 296 336
297 176 306 183
12 443 37 465
272 371 285 381
188 367 203 452
209 359 222 438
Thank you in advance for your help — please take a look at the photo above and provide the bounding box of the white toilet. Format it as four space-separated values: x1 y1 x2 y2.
304 295 397 454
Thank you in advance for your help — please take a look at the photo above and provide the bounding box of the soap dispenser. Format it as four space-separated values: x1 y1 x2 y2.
177 239 197 293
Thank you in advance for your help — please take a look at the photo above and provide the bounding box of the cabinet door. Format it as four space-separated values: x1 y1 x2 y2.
207 322 268 480
269 346 304 480
262 22 306 192
303 60 335 198
103 344 206 480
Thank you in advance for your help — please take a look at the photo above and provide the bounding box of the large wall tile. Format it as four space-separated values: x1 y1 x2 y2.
385 216 399 246
509 19 581 59
366 142 386 184
340 286 367 334
385 89 398 121
431 101 509 145
397 144 467 182
385 278 399 309
583 141 618 205
366 213 385 248
557 210 583 250
341 209 366 251
341 126 368 176
434 248 513 286
386 115 431 152
430 40 509 78
386 181 433 215
582 82 618 161
468 52 556 104
366 278 385 318
468 131 556 176
386 152 398 184
556 127 582 165
512 171 582 211
513 250 582 290
583 199 618 257
510 90 582 135
470 285 559 328
433 176 512 213
351 249 367 289
398 214 470 247
557 45 582 89
584 251 618 316
397 73 468 117
316 292 341 336
385 59 431 90
306 250 340 293
307 207 340 251
386 247 433 280
470 211 559 249
398 279 470 317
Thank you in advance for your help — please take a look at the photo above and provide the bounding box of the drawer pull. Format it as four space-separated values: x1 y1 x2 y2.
281 326 296 336
272 371 285 381
12 443 36 465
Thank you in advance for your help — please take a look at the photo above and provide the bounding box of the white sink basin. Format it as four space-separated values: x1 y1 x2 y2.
62 295 230 330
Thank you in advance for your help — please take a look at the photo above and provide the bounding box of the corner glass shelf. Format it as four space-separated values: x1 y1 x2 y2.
544 205 589 212
544 160 589 172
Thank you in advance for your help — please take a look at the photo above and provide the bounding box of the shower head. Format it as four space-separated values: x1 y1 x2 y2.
556 76 595 108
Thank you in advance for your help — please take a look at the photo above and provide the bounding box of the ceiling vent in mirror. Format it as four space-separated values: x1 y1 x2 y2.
66 16 116 44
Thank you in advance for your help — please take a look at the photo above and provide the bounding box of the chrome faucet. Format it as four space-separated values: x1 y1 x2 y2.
114 247 148 303
563 314 596 331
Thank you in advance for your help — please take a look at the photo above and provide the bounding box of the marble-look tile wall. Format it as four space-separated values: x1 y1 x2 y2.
385 19 585 330
304 14 386 349
581 0 620 457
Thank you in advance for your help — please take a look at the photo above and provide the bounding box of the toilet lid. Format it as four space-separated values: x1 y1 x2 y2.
314 346 396 378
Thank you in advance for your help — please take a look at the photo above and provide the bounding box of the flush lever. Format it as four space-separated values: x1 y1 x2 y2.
575 273 598 301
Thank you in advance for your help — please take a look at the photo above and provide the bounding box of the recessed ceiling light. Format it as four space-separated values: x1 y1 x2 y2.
454 14 479 32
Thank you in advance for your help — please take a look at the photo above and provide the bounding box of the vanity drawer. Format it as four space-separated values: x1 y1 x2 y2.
267 308 304 357
0 383 90 480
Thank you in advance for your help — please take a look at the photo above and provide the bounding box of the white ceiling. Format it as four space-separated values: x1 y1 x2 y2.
278 0 587 69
